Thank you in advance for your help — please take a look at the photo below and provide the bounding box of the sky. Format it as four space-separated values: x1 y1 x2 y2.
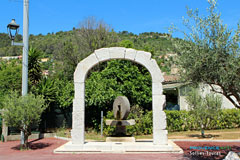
0 0 240 38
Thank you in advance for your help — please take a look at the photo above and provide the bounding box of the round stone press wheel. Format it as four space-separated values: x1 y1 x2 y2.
113 96 130 120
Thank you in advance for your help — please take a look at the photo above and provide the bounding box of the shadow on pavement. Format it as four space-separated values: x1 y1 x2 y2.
11 138 53 150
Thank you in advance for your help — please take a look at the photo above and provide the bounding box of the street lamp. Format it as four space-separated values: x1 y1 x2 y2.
7 19 23 46
7 0 29 146
7 19 20 41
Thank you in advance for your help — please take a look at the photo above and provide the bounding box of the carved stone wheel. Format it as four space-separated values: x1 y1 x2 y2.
113 96 130 120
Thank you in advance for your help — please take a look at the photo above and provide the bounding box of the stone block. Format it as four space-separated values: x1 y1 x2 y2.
125 48 137 61
135 51 152 68
73 98 84 112
74 54 99 83
153 110 167 130
74 63 86 83
153 110 166 120
95 48 110 62
71 129 84 144
152 82 163 95
109 47 125 59
152 95 166 111
72 110 84 128
153 129 168 145
153 118 167 130
148 59 164 83
74 82 85 99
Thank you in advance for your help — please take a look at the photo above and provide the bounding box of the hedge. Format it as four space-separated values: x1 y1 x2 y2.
103 109 240 135
166 109 240 131
0 114 2 135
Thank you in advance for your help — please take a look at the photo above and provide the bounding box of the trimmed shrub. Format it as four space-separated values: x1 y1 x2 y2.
103 108 240 135
0 114 2 135
166 109 240 132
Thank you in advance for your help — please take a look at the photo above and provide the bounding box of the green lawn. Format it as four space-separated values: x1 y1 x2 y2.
56 128 240 141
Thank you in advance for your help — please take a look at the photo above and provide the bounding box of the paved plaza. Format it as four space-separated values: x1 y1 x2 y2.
1 138 240 160
0 138 185 160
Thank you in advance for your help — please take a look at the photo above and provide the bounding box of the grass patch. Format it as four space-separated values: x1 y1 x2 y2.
55 128 240 141
168 128 240 139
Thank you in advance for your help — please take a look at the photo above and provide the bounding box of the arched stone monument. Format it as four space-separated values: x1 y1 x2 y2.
72 47 168 145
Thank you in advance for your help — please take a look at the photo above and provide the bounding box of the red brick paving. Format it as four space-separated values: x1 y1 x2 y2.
0 138 185 160
175 141 240 160
1 138 239 160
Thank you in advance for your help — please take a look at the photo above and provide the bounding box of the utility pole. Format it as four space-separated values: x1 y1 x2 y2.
20 0 29 145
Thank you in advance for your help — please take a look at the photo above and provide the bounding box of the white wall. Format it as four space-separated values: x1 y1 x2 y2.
179 83 236 110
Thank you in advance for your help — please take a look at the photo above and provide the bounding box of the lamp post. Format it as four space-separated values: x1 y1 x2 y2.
7 19 21 45
7 0 29 146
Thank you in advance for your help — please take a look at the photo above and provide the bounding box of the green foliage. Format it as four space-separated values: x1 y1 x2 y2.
103 111 115 135
166 109 240 132
53 41 78 80
165 110 194 131
0 60 21 108
0 114 2 135
32 77 57 107
186 88 222 136
2 91 46 129
55 79 74 108
75 16 119 54
2 91 46 148
85 60 152 129
28 48 42 86
118 31 173 56
119 40 134 48
0 33 22 56
32 77 73 109
103 108 240 135
216 109 240 129
32 77 74 129
127 105 153 135
170 0 240 108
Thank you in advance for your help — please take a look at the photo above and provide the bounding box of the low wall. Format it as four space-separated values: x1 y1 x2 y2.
6 133 56 141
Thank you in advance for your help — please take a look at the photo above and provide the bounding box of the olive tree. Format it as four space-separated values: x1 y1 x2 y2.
186 88 222 137
2 91 46 149
170 0 240 109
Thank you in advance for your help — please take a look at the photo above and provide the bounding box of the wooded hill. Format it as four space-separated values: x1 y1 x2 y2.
0 29 181 74
0 30 177 57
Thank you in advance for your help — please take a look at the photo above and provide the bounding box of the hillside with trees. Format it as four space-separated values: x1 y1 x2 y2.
0 30 177 76
0 30 176 57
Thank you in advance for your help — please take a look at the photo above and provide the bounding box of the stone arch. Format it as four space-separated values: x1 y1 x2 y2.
72 47 168 145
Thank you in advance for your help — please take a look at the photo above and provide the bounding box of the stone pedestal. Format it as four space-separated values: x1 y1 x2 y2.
54 140 180 153
106 137 135 142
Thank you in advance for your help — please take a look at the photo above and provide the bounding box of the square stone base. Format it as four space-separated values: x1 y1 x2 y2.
54 140 183 153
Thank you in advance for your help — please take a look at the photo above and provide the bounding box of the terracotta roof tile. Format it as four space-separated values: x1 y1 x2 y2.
163 75 180 82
